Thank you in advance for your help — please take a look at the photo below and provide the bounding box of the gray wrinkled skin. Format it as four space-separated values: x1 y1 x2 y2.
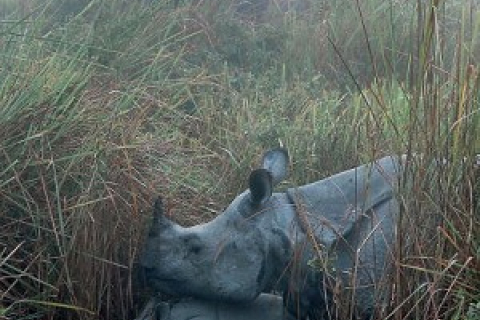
140 148 402 318
137 293 294 320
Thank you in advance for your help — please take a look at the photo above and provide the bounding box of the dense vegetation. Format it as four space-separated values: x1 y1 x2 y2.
0 0 478 319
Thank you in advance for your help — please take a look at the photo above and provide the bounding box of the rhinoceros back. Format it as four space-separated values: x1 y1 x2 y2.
286 155 401 313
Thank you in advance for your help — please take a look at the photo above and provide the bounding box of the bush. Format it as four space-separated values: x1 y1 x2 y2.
0 0 478 319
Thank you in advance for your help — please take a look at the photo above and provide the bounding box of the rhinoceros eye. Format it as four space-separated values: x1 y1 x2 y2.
184 235 203 255
190 243 202 255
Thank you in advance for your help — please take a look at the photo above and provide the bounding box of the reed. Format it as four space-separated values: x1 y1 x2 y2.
0 0 478 319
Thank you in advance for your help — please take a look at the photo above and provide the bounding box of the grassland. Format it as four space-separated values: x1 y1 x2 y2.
0 0 479 319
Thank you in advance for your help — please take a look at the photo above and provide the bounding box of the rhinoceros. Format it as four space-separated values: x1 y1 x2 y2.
140 148 402 319
136 293 295 320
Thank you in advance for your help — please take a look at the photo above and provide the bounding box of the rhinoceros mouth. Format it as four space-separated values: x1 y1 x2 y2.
150 276 184 286
143 268 183 286
149 277 188 295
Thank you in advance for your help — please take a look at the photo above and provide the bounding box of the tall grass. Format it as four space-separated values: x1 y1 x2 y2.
0 0 478 319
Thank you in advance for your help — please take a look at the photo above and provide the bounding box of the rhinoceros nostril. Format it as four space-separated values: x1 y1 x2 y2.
138 266 154 280
143 267 155 275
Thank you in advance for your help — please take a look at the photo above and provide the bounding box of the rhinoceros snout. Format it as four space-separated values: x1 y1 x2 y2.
138 254 157 277
142 266 156 275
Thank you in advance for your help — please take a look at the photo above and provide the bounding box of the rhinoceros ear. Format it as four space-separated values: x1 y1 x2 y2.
261 148 289 185
249 169 273 206
152 196 173 230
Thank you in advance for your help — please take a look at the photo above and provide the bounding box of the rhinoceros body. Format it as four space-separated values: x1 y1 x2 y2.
136 293 294 320
140 149 402 318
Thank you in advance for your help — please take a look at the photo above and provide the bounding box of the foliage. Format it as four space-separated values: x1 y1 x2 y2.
0 0 478 319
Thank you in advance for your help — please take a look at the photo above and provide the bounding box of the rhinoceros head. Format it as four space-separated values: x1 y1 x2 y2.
140 148 293 302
